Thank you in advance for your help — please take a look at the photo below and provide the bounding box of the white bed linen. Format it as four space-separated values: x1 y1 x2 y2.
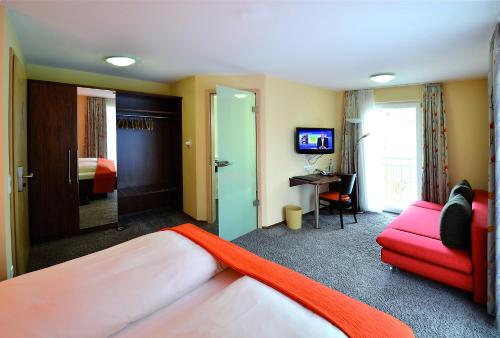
78 171 95 180
0 231 220 338
114 269 243 337
118 275 346 338
78 158 97 180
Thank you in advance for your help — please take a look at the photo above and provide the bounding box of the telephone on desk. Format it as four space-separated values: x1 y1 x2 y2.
315 169 333 176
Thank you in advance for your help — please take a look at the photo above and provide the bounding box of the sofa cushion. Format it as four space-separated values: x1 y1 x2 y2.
440 194 472 249
387 205 441 240
376 228 472 274
411 200 443 211
449 182 474 205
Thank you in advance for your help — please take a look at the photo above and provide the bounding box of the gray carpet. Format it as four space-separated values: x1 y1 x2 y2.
233 210 497 338
28 208 496 337
28 207 217 272
79 191 118 229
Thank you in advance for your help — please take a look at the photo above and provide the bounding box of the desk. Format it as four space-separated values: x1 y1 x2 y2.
289 175 341 229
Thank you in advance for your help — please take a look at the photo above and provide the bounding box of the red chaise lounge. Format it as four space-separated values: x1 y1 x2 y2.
376 190 488 304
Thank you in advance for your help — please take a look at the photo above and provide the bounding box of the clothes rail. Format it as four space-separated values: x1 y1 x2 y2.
116 113 172 119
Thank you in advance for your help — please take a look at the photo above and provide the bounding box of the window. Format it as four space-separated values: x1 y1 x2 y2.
373 102 422 212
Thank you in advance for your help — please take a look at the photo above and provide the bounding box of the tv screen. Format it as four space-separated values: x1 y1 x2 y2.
296 128 334 154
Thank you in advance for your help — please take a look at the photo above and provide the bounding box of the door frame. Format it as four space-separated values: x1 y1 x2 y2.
8 48 29 276
205 88 263 228
8 48 17 276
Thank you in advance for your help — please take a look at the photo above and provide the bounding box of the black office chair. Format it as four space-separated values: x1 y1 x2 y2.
319 174 357 229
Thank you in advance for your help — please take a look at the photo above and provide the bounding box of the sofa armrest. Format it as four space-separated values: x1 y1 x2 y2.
471 190 488 304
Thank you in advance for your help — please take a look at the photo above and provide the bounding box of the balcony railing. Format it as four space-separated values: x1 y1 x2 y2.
383 157 417 211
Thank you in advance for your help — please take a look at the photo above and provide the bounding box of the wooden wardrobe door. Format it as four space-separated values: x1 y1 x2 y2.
28 81 78 243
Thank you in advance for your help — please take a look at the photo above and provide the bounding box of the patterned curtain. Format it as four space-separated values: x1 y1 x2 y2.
340 91 359 174
487 23 500 317
87 97 107 158
421 83 449 204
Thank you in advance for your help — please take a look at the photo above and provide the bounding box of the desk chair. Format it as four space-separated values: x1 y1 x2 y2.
319 174 357 229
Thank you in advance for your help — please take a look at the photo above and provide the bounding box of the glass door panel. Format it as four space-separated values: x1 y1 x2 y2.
376 103 422 212
215 85 257 240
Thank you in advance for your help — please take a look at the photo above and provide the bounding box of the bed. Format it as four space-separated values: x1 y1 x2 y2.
78 158 117 204
78 157 99 181
0 224 413 338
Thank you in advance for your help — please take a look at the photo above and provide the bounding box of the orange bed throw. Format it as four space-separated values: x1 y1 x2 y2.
164 224 414 338
93 158 116 193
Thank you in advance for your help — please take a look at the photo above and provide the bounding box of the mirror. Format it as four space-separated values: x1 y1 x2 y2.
77 87 117 229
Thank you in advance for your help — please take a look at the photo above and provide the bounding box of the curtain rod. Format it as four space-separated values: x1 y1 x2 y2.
346 77 486 92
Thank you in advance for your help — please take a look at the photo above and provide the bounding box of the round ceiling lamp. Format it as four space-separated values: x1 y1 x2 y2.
105 56 136 67
370 73 395 83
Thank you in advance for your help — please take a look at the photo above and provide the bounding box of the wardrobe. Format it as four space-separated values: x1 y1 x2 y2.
28 80 182 243
116 92 183 215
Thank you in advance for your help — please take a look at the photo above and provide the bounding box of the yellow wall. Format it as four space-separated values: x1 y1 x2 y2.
444 79 488 190
170 76 197 217
373 79 488 190
171 74 343 226
77 96 87 156
374 85 421 103
0 8 26 280
264 76 342 226
27 64 171 95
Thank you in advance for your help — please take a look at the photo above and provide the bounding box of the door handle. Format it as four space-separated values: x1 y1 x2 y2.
17 166 33 192
215 160 232 168
68 149 72 184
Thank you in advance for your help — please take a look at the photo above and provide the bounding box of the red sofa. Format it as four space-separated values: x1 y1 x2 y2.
376 190 488 304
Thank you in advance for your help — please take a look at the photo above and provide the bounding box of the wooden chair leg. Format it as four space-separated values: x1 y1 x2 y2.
352 207 358 223
329 201 334 215
338 203 344 229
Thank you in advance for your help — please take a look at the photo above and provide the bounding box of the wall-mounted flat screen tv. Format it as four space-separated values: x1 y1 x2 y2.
295 127 334 154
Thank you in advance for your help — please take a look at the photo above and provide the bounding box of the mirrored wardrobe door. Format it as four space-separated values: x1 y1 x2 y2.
77 87 118 230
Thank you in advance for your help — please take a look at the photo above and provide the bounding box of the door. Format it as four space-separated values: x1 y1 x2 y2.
8 51 29 275
28 81 79 243
372 102 422 212
215 86 257 241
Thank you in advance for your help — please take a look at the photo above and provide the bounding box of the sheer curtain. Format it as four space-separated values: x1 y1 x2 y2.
357 90 384 212
105 98 116 163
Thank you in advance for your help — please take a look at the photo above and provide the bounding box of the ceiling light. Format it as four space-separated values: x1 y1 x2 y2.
234 93 247 99
105 56 136 67
370 73 395 83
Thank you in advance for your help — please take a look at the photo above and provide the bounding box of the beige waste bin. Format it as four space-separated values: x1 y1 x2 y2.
285 205 302 230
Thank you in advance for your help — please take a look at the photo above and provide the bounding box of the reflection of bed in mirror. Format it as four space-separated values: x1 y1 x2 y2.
76 87 119 230
78 157 117 205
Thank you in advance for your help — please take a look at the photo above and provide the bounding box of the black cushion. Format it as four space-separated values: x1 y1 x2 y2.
440 194 472 249
449 181 474 205
457 179 472 189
